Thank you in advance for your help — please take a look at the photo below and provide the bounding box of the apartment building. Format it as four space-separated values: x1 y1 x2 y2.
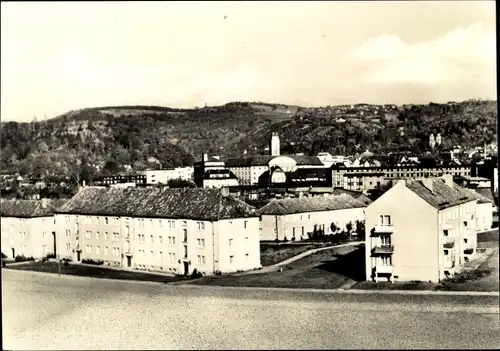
54 187 260 275
1 199 66 259
332 164 471 190
365 175 478 283
258 194 365 241
144 167 194 185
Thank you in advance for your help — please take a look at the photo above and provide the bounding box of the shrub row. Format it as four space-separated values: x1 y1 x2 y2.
81 258 104 265
15 255 35 262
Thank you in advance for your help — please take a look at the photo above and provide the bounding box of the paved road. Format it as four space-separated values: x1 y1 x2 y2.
3 270 499 350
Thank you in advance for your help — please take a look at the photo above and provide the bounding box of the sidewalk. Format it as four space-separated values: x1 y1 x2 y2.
233 241 364 276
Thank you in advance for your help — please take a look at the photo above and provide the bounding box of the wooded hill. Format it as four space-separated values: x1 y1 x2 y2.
0 100 496 180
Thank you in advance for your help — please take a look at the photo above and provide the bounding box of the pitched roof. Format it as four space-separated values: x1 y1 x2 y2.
472 188 495 204
406 179 477 210
225 155 324 167
0 199 67 218
258 194 366 216
355 194 373 206
55 187 256 221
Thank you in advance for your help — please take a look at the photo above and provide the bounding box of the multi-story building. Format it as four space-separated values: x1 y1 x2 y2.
94 174 147 186
54 187 260 275
258 194 366 241
365 175 478 283
143 167 194 185
193 155 226 187
1 199 66 259
202 169 239 189
342 172 386 193
332 164 471 190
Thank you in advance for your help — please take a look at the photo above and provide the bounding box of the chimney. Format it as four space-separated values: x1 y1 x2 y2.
41 198 48 209
422 177 435 193
441 174 454 188
221 187 230 197
203 153 208 162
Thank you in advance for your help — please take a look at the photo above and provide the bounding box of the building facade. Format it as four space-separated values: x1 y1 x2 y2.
55 187 260 275
258 194 365 241
332 164 472 190
1 199 66 259
365 176 478 283
144 167 194 185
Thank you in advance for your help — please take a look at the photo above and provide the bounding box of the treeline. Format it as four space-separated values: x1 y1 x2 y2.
0 100 496 179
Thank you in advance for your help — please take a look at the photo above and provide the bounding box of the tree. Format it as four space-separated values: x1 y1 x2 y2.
345 221 353 234
355 220 366 240
167 178 196 188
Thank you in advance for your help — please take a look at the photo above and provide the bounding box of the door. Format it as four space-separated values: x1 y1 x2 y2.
183 261 189 276
11 248 15 259
127 256 132 268
76 251 81 262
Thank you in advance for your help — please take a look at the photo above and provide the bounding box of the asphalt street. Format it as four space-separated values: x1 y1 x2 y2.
3 270 499 350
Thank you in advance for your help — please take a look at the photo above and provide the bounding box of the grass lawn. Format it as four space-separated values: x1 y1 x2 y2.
260 242 328 266
3 261 191 284
190 245 365 289
353 245 499 292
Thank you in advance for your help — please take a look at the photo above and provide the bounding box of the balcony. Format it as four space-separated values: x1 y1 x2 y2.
444 260 455 269
371 245 394 255
375 265 393 274
371 225 394 236
443 238 455 249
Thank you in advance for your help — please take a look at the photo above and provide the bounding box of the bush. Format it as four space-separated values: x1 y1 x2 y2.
283 236 289 243
291 236 296 241
190 268 203 279
215 270 222 276
81 258 104 265
1 252 6 259
15 255 34 262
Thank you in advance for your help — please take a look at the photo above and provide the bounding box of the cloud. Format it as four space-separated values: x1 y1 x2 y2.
350 22 496 85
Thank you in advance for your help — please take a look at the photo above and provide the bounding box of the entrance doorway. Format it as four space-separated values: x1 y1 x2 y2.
11 248 15 259
127 256 132 268
76 251 81 262
52 232 56 256
183 261 189 276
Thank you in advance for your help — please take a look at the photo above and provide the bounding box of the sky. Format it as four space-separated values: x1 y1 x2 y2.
1 1 496 122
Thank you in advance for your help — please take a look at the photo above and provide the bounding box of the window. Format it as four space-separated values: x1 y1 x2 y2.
229 255 234 264
292 228 296 238
104 232 109 240
229 239 233 247
85 231 91 239
96 246 100 254
159 220 163 227
381 256 392 265
168 220 176 229
151 250 154 257
444 250 449 256
182 221 187 227
114 218 120 226
105 217 109 225
197 222 205 230
96 232 100 240
183 246 188 258
66 243 71 251
159 236 163 244
197 238 206 248
244 220 248 229
169 252 176 262
379 215 392 226
150 220 153 227
463 221 468 227
159 251 163 259
308 215 311 220
197 255 206 264
66 216 71 224
113 232 119 241
139 219 144 228
464 238 468 244
183 229 188 242
66 229 71 237
245 253 249 261
104 247 108 255
443 230 449 237
150 235 154 243
381 235 391 246
113 247 120 256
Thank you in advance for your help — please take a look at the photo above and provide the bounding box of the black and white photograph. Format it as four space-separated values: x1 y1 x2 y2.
1 1 498 349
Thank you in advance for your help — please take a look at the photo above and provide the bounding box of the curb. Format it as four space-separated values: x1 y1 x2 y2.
4 269 498 297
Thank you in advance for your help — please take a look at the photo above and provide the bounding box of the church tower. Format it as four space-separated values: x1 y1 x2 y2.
270 132 280 156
